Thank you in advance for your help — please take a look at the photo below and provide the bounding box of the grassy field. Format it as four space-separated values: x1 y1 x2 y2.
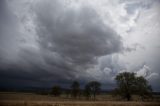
0 92 160 106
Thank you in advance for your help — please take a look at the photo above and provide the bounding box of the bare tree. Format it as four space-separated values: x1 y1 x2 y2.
84 84 91 100
71 81 80 98
51 85 62 97
87 81 101 100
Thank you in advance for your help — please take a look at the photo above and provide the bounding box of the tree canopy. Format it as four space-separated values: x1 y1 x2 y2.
71 81 80 98
114 72 152 101
85 81 101 100
51 85 62 97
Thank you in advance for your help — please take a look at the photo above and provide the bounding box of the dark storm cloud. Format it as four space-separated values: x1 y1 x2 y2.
3 0 160 91
0 0 20 61
148 55 160 91
34 0 123 70
0 0 124 88
0 0 64 87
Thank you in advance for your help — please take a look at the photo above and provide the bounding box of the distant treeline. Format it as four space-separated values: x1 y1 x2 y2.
0 72 156 101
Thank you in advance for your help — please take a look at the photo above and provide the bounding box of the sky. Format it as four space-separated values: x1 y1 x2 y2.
0 0 160 91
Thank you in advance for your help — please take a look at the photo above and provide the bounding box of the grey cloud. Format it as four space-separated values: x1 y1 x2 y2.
124 43 145 52
1 0 159 91
0 0 21 64
34 0 123 70
148 56 160 91
0 0 123 88
124 1 153 14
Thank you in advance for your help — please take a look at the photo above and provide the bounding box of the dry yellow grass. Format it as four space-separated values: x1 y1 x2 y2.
0 92 117 101
1 101 160 106
0 92 160 106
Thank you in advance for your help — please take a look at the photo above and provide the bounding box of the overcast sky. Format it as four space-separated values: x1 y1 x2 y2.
0 0 160 91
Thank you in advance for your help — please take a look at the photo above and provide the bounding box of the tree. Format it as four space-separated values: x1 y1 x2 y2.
114 72 152 101
115 72 135 101
84 84 91 99
51 85 62 97
135 76 152 101
65 89 70 98
87 81 101 100
71 81 80 98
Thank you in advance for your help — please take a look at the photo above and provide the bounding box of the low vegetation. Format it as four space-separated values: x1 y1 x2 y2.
1 101 160 106
113 72 152 101
0 92 160 106
0 72 159 106
51 72 153 101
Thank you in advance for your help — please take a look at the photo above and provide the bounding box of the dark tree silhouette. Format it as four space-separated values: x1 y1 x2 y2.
135 76 152 101
51 85 62 97
84 84 91 99
87 81 101 100
65 89 71 98
71 81 80 98
115 72 135 101
114 72 152 101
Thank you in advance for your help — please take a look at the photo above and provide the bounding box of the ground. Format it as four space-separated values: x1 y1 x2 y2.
0 92 160 106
